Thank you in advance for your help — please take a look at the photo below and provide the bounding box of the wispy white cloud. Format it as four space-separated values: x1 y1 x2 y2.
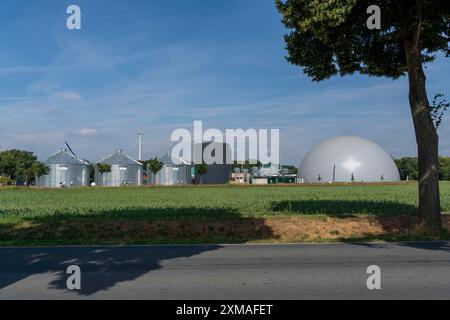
0 95 45 101
51 91 82 101
0 91 82 102
0 65 48 75
74 128 99 137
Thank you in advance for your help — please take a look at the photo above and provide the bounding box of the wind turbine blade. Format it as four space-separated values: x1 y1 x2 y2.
65 141 77 157
128 118 139 134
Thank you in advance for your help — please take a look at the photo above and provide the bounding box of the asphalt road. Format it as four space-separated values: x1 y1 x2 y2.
0 242 449 300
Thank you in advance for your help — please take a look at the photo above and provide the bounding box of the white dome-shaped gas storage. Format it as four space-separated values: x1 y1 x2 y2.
298 136 400 183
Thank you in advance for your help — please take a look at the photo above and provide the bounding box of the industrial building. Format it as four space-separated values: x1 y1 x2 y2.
194 142 233 184
230 168 250 184
245 162 297 185
149 151 194 185
37 148 90 188
95 149 143 186
298 136 400 183
257 162 281 177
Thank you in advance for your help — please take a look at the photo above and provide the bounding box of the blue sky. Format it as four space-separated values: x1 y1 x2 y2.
0 0 449 164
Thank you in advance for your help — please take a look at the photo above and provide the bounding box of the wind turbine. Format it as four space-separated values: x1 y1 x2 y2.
129 118 150 161
134 127 150 161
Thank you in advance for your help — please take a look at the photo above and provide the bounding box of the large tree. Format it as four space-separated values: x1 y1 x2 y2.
276 0 449 233
32 162 50 179
0 149 37 180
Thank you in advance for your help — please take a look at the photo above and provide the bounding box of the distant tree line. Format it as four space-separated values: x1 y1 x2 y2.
281 165 298 175
232 160 262 171
395 157 450 181
3 148 450 184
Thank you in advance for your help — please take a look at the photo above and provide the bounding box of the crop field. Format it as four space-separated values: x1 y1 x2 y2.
1 182 449 245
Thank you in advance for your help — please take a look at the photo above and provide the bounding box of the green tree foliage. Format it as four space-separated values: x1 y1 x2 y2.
196 163 208 184
0 176 14 186
395 157 419 180
430 94 449 129
147 158 164 175
439 157 450 181
275 0 449 81
282 165 298 175
96 163 111 174
144 158 164 185
139 160 151 170
32 162 50 178
89 164 96 183
276 0 450 233
233 160 262 172
395 157 450 180
0 149 37 180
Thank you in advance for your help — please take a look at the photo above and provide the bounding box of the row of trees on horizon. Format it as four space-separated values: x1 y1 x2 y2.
2 149 450 185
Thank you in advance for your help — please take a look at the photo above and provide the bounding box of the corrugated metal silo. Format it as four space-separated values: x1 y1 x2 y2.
37 149 90 188
95 149 143 186
149 151 193 185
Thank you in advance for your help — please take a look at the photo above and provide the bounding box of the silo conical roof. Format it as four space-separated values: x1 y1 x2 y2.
159 150 191 165
44 149 89 165
96 149 142 165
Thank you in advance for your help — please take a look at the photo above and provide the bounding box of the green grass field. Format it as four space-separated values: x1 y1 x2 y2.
1 182 449 245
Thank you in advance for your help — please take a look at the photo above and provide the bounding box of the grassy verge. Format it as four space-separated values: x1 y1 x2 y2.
1 183 450 246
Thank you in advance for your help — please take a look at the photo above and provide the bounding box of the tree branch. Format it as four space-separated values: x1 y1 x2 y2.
412 0 423 51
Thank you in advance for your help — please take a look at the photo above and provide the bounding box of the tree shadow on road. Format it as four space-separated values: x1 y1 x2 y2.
342 240 450 253
0 206 276 296
0 245 221 297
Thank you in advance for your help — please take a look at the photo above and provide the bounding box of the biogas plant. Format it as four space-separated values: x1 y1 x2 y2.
34 136 401 188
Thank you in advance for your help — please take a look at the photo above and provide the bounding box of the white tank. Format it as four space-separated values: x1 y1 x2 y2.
298 136 400 183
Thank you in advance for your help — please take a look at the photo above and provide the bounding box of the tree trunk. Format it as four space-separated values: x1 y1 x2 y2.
404 39 442 234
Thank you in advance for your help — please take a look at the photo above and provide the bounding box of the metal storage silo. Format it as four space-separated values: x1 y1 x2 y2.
95 149 143 186
148 151 193 185
37 149 90 188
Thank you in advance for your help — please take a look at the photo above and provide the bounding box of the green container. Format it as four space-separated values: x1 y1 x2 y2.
267 176 295 184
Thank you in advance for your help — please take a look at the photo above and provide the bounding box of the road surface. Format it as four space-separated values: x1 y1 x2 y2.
0 242 449 299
